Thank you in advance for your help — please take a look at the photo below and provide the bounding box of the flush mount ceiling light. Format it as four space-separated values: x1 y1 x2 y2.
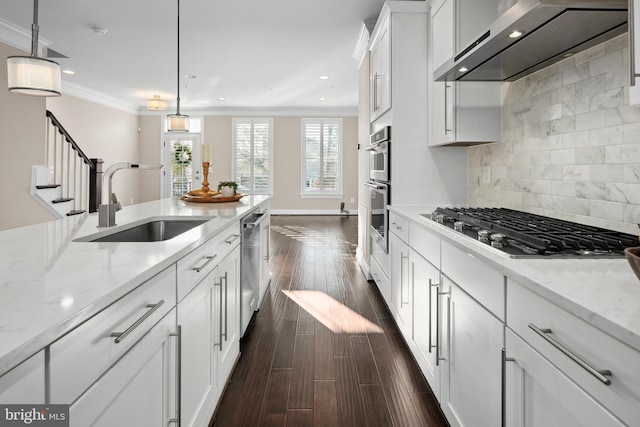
7 0 61 97
146 95 168 111
319 75 330 80
508 30 524 38
167 0 189 132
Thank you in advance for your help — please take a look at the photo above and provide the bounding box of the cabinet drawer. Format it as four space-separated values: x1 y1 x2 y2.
409 223 440 268
177 223 241 301
389 212 409 242
370 254 391 303
441 240 504 320
50 265 176 404
507 280 640 425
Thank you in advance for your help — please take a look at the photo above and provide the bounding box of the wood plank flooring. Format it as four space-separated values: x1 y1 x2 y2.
210 216 448 427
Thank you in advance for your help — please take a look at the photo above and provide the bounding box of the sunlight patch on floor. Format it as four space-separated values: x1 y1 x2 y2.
282 290 383 334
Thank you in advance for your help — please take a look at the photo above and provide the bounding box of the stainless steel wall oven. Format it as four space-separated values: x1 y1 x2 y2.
366 126 391 253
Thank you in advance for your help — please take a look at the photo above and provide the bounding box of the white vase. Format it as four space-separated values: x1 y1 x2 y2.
220 186 235 197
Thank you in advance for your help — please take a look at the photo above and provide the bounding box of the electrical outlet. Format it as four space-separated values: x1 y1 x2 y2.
350 197 355 203
482 166 491 185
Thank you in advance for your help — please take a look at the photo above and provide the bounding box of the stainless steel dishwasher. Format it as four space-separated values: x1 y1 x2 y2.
240 209 269 336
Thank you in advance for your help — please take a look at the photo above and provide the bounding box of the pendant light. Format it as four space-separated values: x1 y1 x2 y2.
167 0 189 132
7 0 61 97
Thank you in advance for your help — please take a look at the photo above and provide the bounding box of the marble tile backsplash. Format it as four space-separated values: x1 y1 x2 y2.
468 34 640 234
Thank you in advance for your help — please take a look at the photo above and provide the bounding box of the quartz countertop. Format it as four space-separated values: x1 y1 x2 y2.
388 205 640 353
0 195 270 376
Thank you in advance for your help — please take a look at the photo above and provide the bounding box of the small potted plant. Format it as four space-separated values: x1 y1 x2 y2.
218 181 238 197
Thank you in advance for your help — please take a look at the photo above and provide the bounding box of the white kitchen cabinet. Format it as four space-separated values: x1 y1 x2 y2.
0 351 45 404
504 329 623 427
410 248 441 400
216 245 241 387
178 244 241 427
259 213 271 308
69 308 177 427
429 0 501 147
440 276 503 427
389 230 411 338
506 279 640 426
369 14 391 121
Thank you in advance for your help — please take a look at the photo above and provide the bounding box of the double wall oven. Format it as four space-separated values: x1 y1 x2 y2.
366 126 391 253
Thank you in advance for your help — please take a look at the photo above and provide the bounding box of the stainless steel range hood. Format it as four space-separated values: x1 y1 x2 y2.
434 0 628 82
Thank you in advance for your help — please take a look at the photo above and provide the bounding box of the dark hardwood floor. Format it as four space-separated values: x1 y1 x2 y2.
210 215 448 427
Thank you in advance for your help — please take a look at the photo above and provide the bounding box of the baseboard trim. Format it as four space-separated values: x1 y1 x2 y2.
270 209 357 216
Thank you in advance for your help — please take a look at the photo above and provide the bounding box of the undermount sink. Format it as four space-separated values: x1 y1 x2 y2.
75 217 213 242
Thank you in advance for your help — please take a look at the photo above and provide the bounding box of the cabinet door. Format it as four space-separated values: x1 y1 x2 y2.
216 246 240 387
430 81 455 146
259 218 271 307
70 309 177 427
0 352 45 404
441 277 503 427
389 232 411 337
370 15 391 120
431 0 454 72
179 270 218 427
411 250 441 399
504 329 623 427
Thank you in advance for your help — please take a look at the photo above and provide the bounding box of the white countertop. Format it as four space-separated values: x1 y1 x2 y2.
0 195 270 376
388 205 640 353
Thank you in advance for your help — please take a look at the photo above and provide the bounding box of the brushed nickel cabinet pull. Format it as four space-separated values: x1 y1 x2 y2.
528 323 612 385
111 300 165 343
169 325 182 426
225 234 240 245
192 255 217 273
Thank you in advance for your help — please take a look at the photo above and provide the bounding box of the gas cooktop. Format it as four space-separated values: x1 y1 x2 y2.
421 207 638 258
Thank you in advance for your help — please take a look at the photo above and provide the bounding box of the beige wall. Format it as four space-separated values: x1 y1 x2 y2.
0 43 55 230
46 96 143 208
138 115 163 202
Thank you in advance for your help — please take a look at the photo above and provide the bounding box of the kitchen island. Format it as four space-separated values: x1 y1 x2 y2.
0 195 269 407
381 204 640 427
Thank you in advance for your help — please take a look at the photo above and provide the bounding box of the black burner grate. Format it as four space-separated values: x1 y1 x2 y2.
432 207 638 256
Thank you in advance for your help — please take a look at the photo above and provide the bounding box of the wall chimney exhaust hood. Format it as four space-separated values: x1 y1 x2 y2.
434 0 628 82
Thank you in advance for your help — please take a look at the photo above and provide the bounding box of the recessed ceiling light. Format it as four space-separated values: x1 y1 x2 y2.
509 30 523 38
217 97 225 101
458 67 469 73
185 74 197 79
319 75 329 80
319 97 326 101
62 69 75 75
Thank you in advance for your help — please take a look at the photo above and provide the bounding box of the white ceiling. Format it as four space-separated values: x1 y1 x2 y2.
0 0 393 113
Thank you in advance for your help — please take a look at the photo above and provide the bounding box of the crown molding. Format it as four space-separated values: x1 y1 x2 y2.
62 81 139 115
138 106 358 117
0 17 52 55
352 20 376 68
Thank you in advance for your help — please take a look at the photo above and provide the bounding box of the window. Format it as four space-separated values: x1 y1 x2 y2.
301 118 342 197
232 118 273 194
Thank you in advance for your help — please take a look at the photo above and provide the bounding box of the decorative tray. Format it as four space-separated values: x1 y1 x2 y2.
180 193 245 203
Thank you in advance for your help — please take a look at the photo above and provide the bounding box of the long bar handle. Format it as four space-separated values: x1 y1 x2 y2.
192 255 217 273
501 348 516 427
225 234 240 245
223 272 228 341
265 224 270 262
428 279 440 353
214 279 223 351
169 325 182 426
528 323 612 385
373 72 380 111
444 83 453 133
435 289 450 366
631 0 637 86
400 252 409 306
364 182 385 190
111 300 165 343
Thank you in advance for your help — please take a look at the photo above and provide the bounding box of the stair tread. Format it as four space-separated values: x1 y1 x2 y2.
36 184 61 189
52 198 74 203
66 210 86 216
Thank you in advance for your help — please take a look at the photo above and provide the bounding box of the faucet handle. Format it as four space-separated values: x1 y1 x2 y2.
111 193 122 211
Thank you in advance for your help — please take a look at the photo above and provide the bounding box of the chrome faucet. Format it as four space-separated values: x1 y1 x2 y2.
98 163 163 227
